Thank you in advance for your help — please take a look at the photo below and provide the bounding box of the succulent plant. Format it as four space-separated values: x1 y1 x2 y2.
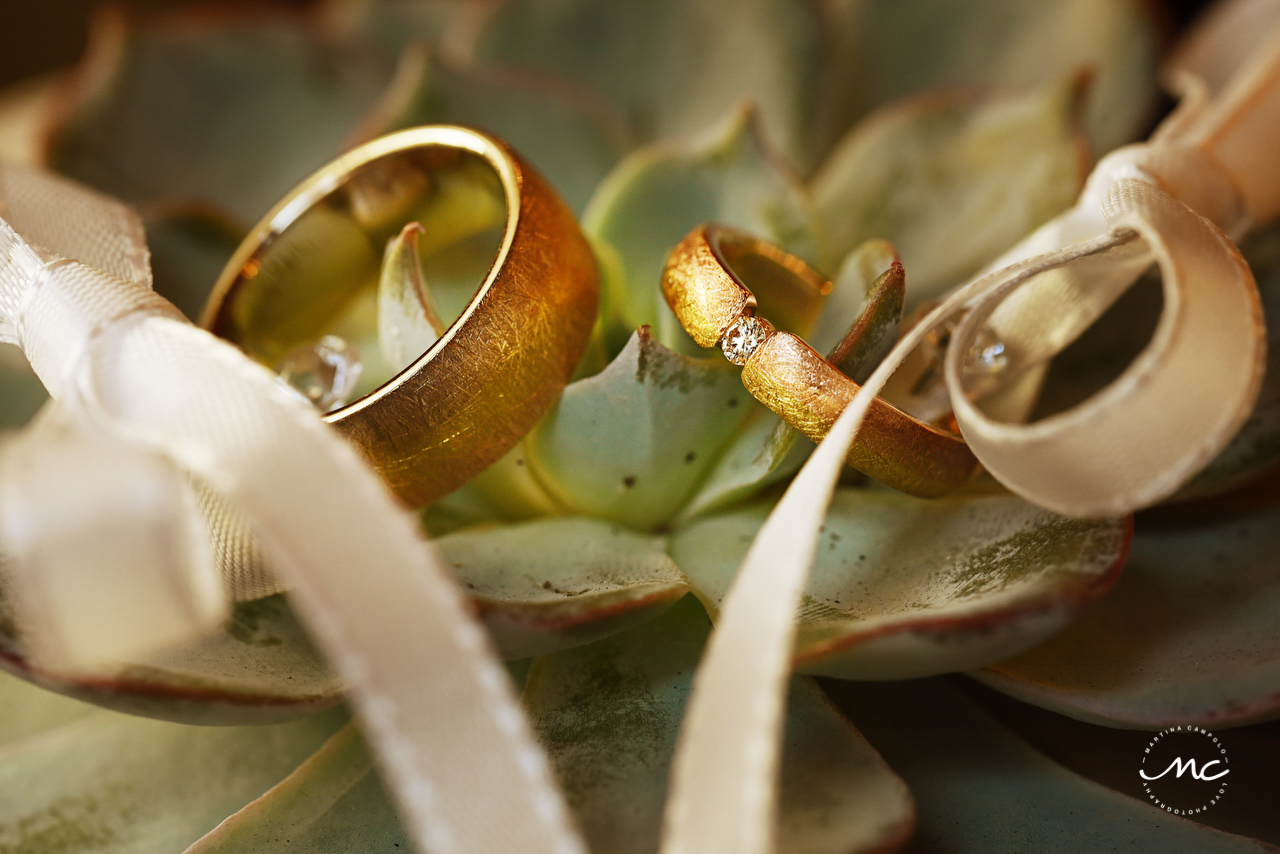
1 0 1279 852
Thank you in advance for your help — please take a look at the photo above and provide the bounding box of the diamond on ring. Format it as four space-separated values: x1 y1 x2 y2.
720 314 773 365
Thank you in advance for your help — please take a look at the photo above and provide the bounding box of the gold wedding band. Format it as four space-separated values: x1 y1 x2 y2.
662 224 976 497
202 126 599 507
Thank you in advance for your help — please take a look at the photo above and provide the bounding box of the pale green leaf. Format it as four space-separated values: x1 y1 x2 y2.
422 441 561 536
142 205 245 322
811 82 1087 303
0 344 47 430
826 677 1275 853
182 723 411 854
671 489 1129 679
583 105 821 353
976 503 1280 729
376 221 445 371
322 0 462 59
814 0 1158 159
0 704 346 854
183 599 913 854
0 595 341 725
675 408 812 522
526 327 757 530
469 0 822 168
525 596 915 854
436 516 689 658
353 46 624 214
47 15 395 224
0 670 95 749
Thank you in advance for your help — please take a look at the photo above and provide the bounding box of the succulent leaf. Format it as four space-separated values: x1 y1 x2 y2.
46 13 395 224
814 0 1159 159
423 441 562 536
0 595 341 725
182 723 411 854
824 253 905 383
181 599 915 854
376 221 446 371
0 701 347 854
322 0 463 60
583 105 821 353
976 503 1280 729
826 677 1275 853
468 0 823 169
0 344 48 430
524 595 915 854
809 239 903 358
675 408 812 522
351 45 624 214
143 205 246 322
436 516 689 659
526 327 758 531
811 81 1088 303
671 489 1130 679
0 670 94 748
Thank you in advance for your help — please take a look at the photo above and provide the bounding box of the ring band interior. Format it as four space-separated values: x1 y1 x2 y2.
205 141 511 410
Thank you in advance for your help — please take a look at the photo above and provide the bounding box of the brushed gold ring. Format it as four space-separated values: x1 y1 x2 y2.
662 224 976 497
202 126 599 507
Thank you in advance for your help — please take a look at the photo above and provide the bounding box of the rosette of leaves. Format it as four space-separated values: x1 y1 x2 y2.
1 1 1279 852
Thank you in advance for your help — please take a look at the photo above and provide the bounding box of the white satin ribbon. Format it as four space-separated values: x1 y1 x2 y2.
662 11 1280 854
0 162 584 854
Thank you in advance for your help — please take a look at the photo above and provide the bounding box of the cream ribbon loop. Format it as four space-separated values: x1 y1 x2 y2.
0 163 585 854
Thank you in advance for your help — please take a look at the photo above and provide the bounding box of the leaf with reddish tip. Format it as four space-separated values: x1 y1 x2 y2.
583 105 822 354
825 256 905 383
825 677 1277 853
435 516 689 659
183 599 912 854
0 594 342 725
975 504 1280 729
671 489 1130 679
525 596 915 854
526 327 757 531
811 82 1088 303
0 701 346 854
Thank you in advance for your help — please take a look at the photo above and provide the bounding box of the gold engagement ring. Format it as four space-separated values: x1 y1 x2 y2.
662 224 977 497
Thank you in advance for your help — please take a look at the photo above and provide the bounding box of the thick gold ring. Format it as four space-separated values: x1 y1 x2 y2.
662 224 977 497
202 126 599 507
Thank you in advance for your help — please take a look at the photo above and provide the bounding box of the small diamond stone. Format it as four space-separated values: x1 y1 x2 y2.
276 335 363 413
720 315 772 365
968 329 1008 373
